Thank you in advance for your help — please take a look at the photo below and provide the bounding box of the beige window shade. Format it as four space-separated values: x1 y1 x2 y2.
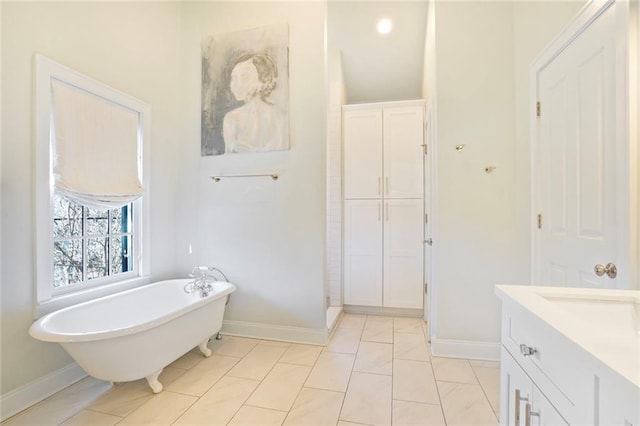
51 79 143 209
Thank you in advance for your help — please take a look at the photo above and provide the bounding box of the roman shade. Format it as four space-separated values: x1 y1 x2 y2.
51 79 143 209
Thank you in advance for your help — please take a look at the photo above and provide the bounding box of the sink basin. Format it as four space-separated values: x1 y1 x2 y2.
541 294 640 340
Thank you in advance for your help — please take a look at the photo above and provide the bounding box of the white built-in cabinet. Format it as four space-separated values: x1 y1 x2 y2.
343 100 425 309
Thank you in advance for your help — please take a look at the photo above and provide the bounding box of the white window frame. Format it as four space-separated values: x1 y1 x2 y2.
34 54 151 317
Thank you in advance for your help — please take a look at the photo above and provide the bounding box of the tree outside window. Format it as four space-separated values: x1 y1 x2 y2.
53 195 133 288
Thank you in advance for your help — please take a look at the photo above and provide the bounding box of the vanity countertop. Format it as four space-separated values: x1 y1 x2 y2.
495 285 640 388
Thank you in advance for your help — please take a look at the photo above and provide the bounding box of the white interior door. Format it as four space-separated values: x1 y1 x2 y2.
344 199 383 306
383 107 424 199
536 2 629 288
383 199 424 309
343 109 383 199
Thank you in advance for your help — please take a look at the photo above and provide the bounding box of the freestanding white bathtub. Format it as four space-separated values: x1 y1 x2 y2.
29 279 235 393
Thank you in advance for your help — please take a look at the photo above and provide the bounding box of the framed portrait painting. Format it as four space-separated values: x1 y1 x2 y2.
201 23 290 156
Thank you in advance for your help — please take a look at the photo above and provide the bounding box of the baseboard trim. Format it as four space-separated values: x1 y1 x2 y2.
221 320 328 345
343 304 423 317
431 338 500 361
0 362 87 422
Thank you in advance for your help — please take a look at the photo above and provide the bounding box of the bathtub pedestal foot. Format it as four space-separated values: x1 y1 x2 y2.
198 340 212 357
215 332 223 340
146 369 163 394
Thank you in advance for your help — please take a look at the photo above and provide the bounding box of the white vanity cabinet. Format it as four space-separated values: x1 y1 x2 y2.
343 100 425 310
497 285 640 426
501 347 567 426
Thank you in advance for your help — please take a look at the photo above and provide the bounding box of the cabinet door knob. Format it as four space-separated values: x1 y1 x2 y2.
520 344 537 357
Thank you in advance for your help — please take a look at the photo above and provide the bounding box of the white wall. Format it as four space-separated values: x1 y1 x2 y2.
1 2 183 395
426 1 584 358
433 1 518 351
327 50 346 307
177 2 327 340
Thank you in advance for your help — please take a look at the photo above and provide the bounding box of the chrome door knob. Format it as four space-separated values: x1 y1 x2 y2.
594 263 617 278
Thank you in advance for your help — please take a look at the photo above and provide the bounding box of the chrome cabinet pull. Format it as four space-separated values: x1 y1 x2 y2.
515 389 529 425
515 389 521 425
378 177 381 195
378 203 381 221
385 176 389 195
385 203 389 221
527 403 540 426
520 344 537 357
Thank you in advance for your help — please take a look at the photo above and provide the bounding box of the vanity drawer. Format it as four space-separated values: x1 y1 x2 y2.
502 304 593 423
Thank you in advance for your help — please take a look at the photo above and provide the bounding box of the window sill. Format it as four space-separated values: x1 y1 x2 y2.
33 275 152 319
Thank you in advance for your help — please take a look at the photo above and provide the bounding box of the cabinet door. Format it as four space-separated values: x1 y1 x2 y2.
383 199 423 309
344 200 383 306
383 107 424 199
501 348 533 426
531 386 568 426
343 109 383 199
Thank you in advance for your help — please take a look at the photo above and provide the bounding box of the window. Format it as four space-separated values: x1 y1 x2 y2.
53 196 134 292
35 55 150 315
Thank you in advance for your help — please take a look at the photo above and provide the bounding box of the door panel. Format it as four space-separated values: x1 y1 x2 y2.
501 348 533 426
537 3 621 288
383 107 424 199
343 109 383 199
532 386 569 425
344 200 383 306
383 199 423 309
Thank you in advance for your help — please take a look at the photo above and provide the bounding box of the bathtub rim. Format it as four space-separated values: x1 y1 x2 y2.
29 279 236 343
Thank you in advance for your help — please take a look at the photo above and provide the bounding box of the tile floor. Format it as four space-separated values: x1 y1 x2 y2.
3 315 500 426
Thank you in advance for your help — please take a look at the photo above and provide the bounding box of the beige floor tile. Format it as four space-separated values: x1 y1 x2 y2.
361 316 393 343
283 387 344 425
393 317 424 334
469 360 500 369
118 391 197 425
214 336 260 358
166 354 240 396
472 365 500 413
226 344 287 380
279 344 323 366
393 332 430 362
392 400 446 426
438 381 498 426
88 367 185 417
60 410 121 426
340 372 392 426
393 359 439 404
169 348 206 370
353 341 393 375
338 422 371 426
259 340 293 348
228 406 287 426
246 363 312 411
338 314 367 330
325 327 362 354
432 357 478 384
3 377 111 426
305 352 355 392
173 376 259 426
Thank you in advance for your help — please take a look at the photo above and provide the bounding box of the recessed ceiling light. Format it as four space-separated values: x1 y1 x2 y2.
377 18 393 35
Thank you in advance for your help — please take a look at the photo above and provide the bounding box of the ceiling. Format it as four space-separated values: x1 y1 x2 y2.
327 1 429 104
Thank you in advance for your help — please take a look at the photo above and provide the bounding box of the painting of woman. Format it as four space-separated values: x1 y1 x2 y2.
201 24 289 156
